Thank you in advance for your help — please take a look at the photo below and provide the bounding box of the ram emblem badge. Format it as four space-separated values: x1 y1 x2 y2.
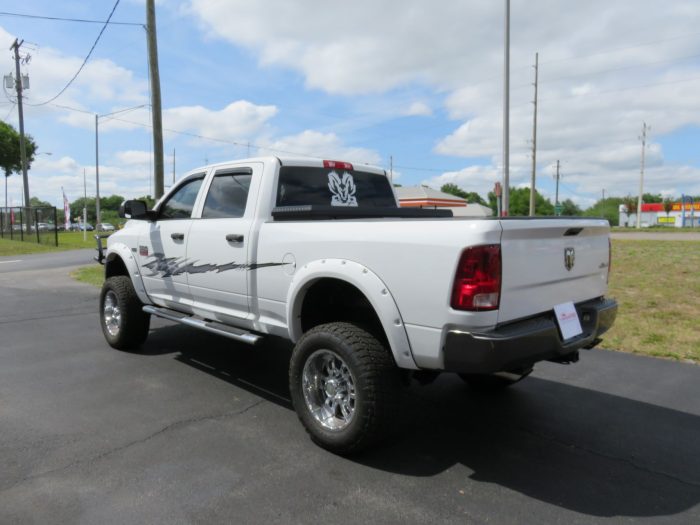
564 247 575 271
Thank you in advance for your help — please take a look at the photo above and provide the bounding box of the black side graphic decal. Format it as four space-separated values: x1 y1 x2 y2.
141 253 287 278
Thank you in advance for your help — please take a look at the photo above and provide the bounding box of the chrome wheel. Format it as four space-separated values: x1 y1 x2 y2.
302 349 356 431
103 290 121 337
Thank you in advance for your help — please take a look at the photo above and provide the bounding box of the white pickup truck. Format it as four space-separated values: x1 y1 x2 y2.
97 156 617 453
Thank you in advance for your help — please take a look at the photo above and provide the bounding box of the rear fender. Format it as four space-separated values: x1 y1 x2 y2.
286 258 417 370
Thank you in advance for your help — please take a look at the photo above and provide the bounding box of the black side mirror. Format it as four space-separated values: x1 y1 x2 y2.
119 200 150 220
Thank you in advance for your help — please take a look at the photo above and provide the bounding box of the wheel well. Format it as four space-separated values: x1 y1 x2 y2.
105 255 129 279
300 278 387 345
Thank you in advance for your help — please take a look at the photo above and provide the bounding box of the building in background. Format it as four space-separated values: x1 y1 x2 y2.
394 186 493 217
619 201 699 228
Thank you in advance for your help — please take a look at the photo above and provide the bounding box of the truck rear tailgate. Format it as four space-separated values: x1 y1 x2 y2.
498 218 610 324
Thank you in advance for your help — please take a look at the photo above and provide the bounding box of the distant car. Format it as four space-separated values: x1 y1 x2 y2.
70 222 94 231
96 223 115 232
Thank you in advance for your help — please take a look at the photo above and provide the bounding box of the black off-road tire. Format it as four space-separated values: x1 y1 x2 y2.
458 369 531 392
289 322 402 455
99 276 150 350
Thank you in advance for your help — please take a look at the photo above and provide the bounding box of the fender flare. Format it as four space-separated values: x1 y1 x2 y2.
105 243 151 305
286 258 417 370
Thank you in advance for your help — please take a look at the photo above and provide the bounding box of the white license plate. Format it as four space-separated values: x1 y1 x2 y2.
553 302 583 341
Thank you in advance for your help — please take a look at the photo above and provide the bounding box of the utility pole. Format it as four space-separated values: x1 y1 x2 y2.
554 160 561 215
502 0 510 216
529 52 539 216
146 0 164 199
389 155 393 182
10 39 30 215
83 168 87 242
636 122 648 229
95 114 101 229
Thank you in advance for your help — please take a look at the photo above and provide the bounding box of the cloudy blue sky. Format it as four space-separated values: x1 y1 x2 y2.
1 0 699 209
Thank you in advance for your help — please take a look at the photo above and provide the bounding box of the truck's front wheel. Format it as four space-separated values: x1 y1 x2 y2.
99 276 150 350
289 322 401 455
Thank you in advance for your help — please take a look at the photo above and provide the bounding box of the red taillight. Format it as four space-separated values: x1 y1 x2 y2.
323 160 354 171
451 245 501 311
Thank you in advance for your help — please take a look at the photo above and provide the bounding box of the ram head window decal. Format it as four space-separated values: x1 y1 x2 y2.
328 171 358 207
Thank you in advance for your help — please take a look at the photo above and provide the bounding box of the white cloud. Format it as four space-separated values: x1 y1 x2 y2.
258 130 381 166
187 0 700 204
421 164 501 199
164 101 277 142
403 102 432 117
114 150 154 167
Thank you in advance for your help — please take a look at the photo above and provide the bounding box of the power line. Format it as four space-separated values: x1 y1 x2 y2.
99 114 327 160
0 10 141 26
510 52 700 92
25 0 122 107
540 31 700 66
537 75 700 105
3 103 15 121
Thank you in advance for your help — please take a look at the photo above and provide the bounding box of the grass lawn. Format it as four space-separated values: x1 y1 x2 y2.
611 226 700 233
605 240 700 363
71 265 105 287
69 239 699 364
0 231 108 256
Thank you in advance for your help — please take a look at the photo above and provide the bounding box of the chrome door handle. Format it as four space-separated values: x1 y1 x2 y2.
225 234 244 243
171 232 185 240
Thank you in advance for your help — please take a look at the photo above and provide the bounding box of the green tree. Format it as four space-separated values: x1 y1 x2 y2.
441 183 469 199
621 195 638 214
101 194 125 212
0 120 37 178
440 183 486 205
560 199 582 216
29 196 52 208
583 197 624 226
662 197 674 217
642 193 663 203
487 187 555 216
70 197 96 223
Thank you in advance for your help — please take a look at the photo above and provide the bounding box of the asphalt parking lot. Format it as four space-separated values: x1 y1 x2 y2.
1 252 699 524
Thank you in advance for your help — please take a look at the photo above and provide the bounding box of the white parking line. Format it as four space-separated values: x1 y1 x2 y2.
0 260 22 264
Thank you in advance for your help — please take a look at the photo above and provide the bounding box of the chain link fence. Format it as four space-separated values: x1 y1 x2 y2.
0 207 59 246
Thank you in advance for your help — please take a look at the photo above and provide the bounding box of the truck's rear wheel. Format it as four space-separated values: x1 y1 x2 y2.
458 369 532 391
100 276 150 350
289 322 401 455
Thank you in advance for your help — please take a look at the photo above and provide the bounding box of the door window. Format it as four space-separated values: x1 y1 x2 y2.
159 176 204 220
201 169 253 219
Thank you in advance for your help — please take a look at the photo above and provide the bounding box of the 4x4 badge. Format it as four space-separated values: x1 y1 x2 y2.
564 247 575 271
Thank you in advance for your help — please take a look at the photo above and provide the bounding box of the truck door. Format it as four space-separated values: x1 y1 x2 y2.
137 175 205 308
186 164 261 320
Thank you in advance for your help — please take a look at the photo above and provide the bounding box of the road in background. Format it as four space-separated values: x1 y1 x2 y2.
612 232 700 241
1 254 699 523
0 249 95 274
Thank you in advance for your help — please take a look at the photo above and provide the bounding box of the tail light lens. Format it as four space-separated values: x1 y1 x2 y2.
451 245 501 311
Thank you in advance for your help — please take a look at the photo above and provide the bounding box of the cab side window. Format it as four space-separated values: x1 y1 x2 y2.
158 176 204 220
201 169 252 219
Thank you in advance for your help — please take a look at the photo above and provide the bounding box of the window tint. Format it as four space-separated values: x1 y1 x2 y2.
202 171 252 219
159 177 204 220
276 167 396 208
